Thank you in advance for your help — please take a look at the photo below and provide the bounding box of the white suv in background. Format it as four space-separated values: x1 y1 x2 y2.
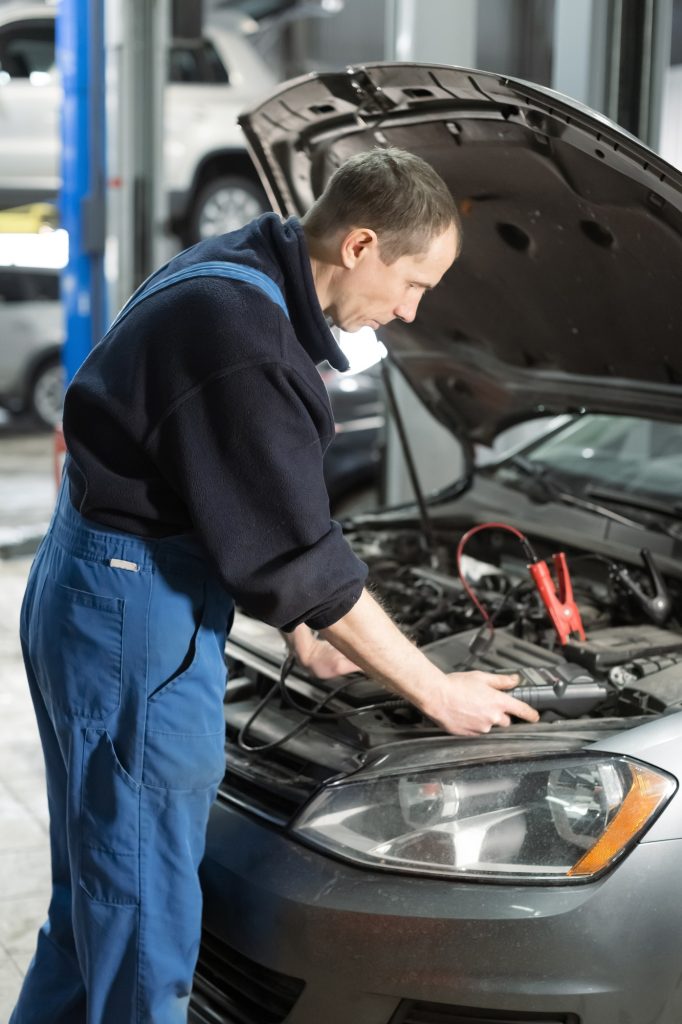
0 4 277 244
0 264 63 428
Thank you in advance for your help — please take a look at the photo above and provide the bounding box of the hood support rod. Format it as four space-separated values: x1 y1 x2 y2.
380 358 438 558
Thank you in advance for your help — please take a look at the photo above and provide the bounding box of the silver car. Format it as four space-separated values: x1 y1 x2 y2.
0 4 275 245
0 264 63 428
188 64 682 1024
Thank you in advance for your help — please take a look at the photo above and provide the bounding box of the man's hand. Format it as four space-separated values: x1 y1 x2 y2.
319 589 540 736
284 624 360 679
421 670 538 737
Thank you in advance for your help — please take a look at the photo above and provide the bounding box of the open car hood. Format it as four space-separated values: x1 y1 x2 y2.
239 63 682 443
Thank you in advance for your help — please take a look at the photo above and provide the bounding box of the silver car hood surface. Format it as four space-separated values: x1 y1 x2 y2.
354 725 635 779
239 62 682 443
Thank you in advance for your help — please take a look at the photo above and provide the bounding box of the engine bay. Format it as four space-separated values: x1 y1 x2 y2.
218 516 682 825
345 525 682 722
223 519 682 778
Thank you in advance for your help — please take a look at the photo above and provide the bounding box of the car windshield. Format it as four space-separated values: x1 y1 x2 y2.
516 414 682 503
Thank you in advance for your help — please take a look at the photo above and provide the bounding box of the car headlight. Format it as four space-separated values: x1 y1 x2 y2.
292 755 676 883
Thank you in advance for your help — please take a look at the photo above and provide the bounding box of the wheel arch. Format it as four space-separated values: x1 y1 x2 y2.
171 148 265 229
22 343 63 408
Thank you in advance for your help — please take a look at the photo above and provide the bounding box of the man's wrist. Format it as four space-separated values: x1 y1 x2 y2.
283 623 317 665
383 660 449 714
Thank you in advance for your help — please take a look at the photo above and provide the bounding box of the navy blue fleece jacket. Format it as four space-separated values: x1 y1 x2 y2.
63 214 368 631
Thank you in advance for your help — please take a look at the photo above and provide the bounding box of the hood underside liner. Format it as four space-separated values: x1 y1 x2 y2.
240 63 682 438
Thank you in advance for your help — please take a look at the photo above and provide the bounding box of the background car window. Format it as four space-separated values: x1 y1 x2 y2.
0 269 60 303
168 41 229 84
0 22 55 79
202 40 230 83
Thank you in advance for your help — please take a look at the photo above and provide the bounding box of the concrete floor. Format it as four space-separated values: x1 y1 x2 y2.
0 420 55 1019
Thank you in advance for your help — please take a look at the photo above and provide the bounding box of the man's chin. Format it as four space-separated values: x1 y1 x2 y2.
340 319 381 333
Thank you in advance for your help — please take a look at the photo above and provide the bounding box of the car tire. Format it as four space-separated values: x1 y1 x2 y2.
29 354 64 431
185 175 268 245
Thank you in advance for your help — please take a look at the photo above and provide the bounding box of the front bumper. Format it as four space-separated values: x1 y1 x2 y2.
193 795 682 1024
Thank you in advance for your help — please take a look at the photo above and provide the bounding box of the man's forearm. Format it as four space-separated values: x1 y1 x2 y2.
319 588 445 715
319 587 539 736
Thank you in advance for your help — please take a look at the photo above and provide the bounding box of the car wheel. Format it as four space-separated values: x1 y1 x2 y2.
187 175 268 244
29 354 64 430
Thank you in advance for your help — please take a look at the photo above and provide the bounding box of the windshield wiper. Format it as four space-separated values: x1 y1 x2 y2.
502 454 658 533
585 485 682 521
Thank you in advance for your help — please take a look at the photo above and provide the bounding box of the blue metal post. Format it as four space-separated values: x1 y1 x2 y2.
57 0 108 384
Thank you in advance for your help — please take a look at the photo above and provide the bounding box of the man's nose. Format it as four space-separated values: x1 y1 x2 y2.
393 298 419 323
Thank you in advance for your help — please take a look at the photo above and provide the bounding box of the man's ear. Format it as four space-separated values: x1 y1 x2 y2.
340 227 379 269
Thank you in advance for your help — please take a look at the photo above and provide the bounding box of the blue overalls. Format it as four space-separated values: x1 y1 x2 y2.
11 264 289 1023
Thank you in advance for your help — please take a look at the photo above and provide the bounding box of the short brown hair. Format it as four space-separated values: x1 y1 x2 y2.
301 147 461 264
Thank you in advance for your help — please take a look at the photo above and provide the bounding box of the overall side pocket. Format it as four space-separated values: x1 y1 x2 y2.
79 728 140 906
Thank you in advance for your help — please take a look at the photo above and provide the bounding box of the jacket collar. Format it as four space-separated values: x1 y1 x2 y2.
257 213 349 372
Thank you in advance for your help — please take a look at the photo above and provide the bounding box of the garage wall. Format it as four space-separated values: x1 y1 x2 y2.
290 0 388 73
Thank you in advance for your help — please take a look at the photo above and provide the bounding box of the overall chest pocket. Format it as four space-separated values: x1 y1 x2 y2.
33 578 125 719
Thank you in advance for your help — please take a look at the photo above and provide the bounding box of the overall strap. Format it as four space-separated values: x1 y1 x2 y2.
109 260 290 332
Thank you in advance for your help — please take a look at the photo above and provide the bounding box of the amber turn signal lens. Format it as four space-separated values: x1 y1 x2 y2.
568 763 674 877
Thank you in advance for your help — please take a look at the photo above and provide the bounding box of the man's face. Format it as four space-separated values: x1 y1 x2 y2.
329 224 459 333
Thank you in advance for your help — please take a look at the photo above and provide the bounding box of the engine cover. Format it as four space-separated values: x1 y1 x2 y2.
423 629 610 716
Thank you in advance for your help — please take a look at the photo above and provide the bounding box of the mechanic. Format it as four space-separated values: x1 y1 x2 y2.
11 147 539 1024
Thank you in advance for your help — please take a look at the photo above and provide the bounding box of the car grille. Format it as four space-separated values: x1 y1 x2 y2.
217 748 305 824
218 729 323 824
392 1002 579 1024
189 930 305 1024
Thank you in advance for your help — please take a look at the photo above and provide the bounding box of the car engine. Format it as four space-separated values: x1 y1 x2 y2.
346 525 682 722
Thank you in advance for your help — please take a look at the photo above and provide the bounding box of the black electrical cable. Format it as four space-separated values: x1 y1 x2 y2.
236 653 409 754
451 577 535 671
237 588 534 753
239 525 541 753
278 665 408 721
237 654 355 753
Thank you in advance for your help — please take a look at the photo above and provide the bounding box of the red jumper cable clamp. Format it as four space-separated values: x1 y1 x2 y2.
528 553 585 645
455 523 586 648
